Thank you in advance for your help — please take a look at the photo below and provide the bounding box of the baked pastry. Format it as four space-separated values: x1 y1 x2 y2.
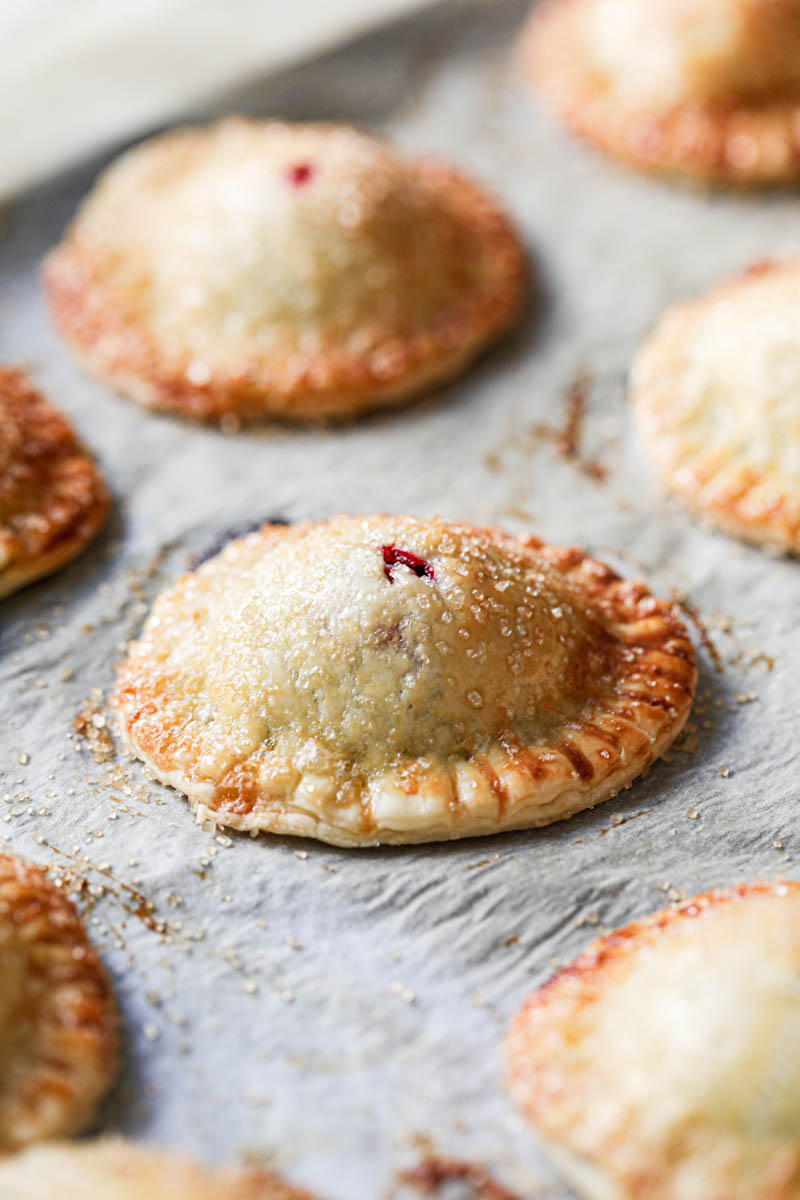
0 367 108 598
507 880 800 1200
0 1140 320 1199
44 118 525 422
0 852 117 1151
632 261 800 554
112 515 696 846
519 0 800 185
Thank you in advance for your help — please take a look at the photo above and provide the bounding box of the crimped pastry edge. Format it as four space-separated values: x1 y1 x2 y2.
0 368 109 599
506 880 800 1200
631 261 800 555
0 852 118 1151
112 519 696 847
518 0 800 187
43 120 527 423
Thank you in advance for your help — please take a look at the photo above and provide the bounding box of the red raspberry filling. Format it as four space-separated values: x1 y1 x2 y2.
286 162 314 187
381 545 435 583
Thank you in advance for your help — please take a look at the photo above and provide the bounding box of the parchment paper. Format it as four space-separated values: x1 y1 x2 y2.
0 2 798 1196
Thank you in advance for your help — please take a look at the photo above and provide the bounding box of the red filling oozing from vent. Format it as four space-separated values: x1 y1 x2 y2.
382 544 435 583
286 162 314 187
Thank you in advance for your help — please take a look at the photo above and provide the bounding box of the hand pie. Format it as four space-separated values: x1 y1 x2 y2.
507 880 800 1200
0 368 108 599
519 0 800 184
0 852 117 1151
44 118 525 423
112 516 696 846
632 262 800 554
0 1140 320 1199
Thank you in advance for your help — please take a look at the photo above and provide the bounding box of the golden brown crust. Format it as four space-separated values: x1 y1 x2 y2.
0 368 109 598
519 0 800 186
0 853 118 1151
0 1139 321 1199
44 119 526 422
111 516 696 846
632 260 800 554
507 881 800 1200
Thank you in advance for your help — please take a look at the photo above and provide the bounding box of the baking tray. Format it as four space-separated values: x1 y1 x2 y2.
1 1 799 1196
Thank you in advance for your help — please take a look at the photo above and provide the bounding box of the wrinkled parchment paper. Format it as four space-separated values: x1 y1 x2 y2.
1 2 798 1196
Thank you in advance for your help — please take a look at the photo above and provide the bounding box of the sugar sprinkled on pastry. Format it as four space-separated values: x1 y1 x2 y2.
0 853 117 1151
519 0 800 184
0 1140 320 1199
507 880 800 1200
0 368 109 599
44 118 526 422
632 261 800 554
112 516 695 846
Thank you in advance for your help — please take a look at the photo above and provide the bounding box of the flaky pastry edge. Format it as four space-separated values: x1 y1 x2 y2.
0 853 118 1152
506 880 800 1200
518 0 800 186
111 521 696 847
43 124 526 423
0 369 109 600
632 262 800 555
